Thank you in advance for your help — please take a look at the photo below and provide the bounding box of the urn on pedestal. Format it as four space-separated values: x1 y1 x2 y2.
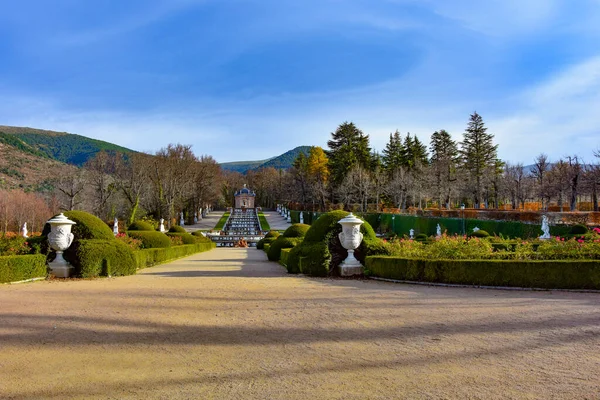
47 214 77 278
337 213 364 277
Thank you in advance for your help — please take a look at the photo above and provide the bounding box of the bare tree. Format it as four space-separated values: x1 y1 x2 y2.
531 153 551 210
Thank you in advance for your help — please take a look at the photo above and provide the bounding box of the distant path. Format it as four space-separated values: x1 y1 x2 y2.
262 209 291 231
1 248 600 398
184 211 224 232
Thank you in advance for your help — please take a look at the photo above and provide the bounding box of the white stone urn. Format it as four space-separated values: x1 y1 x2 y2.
337 213 364 277
47 213 76 278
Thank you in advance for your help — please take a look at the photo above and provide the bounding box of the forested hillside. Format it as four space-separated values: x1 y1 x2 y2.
220 146 311 173
0 126 133 166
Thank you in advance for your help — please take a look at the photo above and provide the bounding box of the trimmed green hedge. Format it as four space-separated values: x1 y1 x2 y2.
190 231 213 243
287 211 391 276
257 230 280 249
366 256 600 289
168 225 187 233
166 232 197 244
264 243 271 253
128 220 155 231
282 224 310 238
69 239 137 278
43 211 114 240
127 231 171 249
0 254 47 283
134 242 215 269
267 237 302 261
280 248 291 267
214 212 230 230
359 213 572 239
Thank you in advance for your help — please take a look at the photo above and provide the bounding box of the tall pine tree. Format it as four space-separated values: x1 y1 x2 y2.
381 130 405 172
327 122 372 186
430 129 459 209
459 112 498 208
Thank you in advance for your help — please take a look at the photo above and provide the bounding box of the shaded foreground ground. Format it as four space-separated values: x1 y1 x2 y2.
1 249 599 399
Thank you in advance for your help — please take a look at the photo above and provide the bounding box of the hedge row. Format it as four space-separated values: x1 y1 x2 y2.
134 242 215 269
0 254 47 283
71 239 137 278
127 231 172 248
280 248 291 267
359 213 573 239
366 256 600 290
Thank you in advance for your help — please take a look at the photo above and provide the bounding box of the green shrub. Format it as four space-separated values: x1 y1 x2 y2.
280 248 291 266
168 225 187 233
166 232 197 245
69 239 137 278
267 237 302 261
415 233 428 241
287 211 389 276
128 220 155 231
265 230 281 239
470 230 490 238
257 236 276 250
570 224 588 235
264 243 271 253
366 256 600 290
191 231 213 243
0 234 30 256
127 231 171 249
42 211 115 241
0 254 47 283
282 224 310 238
134 242 215 269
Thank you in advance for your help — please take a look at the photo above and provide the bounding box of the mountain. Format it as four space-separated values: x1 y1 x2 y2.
0 126 134 166
220 146 311 174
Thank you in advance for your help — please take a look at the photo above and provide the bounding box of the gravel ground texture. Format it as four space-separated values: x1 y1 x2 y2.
1 248 599 399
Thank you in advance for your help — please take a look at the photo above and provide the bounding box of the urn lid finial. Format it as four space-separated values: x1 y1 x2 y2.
47 213 77 226
338 212 364 225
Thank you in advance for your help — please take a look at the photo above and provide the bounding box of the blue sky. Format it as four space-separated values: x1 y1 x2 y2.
1 0 599 163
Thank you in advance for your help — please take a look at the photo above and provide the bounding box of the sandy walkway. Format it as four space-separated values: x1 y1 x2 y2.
1 248 599 399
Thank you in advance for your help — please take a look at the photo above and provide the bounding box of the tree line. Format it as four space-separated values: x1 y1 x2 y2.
241 112 600 212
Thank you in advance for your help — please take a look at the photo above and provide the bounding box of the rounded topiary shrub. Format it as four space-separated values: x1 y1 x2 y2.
265 230 281 239
570 224 588 235
415 233 428 242
267 237 302 261
471 230 490 238
128 220 155 231
282 224 310 238
286 210 390 276
166 232 196 245
127 231 171 248
43 211 114 241
169 225 187 233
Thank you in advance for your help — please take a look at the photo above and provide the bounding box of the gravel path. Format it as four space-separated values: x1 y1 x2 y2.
1 248 599 399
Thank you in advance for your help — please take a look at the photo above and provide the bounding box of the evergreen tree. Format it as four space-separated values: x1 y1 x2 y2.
403 133 428 170
429 129 459 209
381 130 405 172
327 122 372 186
459 112 498 208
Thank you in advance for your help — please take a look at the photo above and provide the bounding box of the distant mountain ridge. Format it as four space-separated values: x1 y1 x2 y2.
220 146 311 173
0 125 134 166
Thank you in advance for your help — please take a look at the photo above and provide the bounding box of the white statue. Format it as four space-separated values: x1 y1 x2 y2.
180 211 185 226
21 222 28 238
159 218 166 233
194 212 198 224
409 229 414 239
299 212 304 224
473 226 480 232
436 224 442 238
113 217 118 236
539 215 551 240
